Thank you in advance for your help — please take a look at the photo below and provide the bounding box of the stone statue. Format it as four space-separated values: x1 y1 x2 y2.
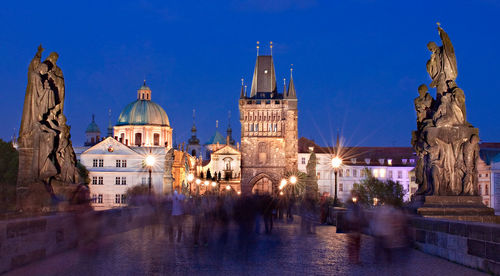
427 24 458 97
163 147 175 194
414 84 433 128
17 45 80 212
412 25 479 197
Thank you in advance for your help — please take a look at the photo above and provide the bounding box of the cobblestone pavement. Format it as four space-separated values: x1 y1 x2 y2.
8 217 486 276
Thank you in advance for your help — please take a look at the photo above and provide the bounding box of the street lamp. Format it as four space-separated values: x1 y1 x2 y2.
289 176 297 184
195 178 201 195
145 155 156 195
204 180 209 194
331 156 342 206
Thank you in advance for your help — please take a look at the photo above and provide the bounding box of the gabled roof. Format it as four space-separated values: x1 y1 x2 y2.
213 144 240 155
82 136 138 156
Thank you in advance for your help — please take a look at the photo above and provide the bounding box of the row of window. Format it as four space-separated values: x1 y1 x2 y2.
312 169 405 180
91 194 127 204
301 157 416 166
92 176 127 185
92 159 127 168
248 123 279 132
243 111 281 121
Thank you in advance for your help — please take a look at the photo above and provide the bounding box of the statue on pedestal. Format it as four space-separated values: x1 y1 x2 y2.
412 25 479 197
17 45 80 212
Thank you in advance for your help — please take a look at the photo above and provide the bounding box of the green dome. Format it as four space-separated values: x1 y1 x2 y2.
86 115 100 133
116 100 170 126
205 130 226 145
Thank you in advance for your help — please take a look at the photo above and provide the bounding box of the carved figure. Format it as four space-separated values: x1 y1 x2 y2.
17 46 80 211
413 25 480 198
414 84 433 127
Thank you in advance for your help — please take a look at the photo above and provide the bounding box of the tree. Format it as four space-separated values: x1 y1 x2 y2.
0 139 18 212
351 169 406 207
206 169 212 180
77 162 90 185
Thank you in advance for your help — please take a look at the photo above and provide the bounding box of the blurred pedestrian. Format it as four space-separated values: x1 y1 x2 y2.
169 190 186 243
345 197 364 264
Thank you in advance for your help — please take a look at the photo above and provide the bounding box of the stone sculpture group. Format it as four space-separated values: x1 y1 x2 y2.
412 25 479 197
17 45 80 211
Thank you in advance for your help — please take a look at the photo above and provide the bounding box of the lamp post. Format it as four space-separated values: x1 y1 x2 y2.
145 155 156 195
331 156 342 206
195 178 201 195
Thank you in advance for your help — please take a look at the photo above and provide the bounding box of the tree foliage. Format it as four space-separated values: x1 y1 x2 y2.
351 169 406 207
0 139 18 212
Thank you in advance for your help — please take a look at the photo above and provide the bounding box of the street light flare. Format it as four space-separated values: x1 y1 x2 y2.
290 176 297 184
145 155 156 166
331 156 342 168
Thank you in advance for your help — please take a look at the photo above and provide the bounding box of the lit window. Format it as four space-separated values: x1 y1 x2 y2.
345 169 350 177
373 169 379 178
122 177 127 185
380 169 386 178
387 159 392 166
317 172 321 179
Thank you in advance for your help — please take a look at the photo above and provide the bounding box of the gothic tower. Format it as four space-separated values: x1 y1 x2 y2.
239 43 298 195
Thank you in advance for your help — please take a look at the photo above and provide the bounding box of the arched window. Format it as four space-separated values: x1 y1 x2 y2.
153 133 160 146
135 133 142 146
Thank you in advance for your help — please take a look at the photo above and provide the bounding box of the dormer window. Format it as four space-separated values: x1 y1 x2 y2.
365 158 371 165
351 158 357 164
378 159 384 165
388 159 392 166
402 159 408 164
409 159 415 164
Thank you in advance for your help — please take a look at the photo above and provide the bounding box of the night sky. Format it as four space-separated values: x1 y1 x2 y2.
1 0 499 148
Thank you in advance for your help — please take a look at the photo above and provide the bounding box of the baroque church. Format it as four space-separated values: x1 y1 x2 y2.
239 45 299 195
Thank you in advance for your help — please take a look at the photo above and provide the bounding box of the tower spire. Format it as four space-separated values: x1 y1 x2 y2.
287 64 296 99
283 77 287 98
256 41 260 56
227 110 235 145
240 78 245 98
107 109 113 137
270 41 273 56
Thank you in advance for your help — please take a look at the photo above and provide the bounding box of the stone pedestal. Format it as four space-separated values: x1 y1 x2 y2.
415 196 495 220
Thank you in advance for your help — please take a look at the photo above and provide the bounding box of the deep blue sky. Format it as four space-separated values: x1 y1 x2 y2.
1 0 500 147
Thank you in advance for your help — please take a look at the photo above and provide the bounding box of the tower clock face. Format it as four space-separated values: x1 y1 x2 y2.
108 146 114 152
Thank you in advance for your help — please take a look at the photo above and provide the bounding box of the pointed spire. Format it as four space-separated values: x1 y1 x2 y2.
188 109 200 145
227 111 235 145
216 120 219 129
287 65 296 99
256 41 260 56
250 48 277 98
240 78 245 98
283 78 287 98
107 109 113 137
270 41 273 56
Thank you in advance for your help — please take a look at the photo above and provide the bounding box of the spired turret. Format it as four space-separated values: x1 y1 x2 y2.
85 114 101 146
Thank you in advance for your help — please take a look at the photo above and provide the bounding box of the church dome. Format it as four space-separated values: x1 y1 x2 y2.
86 115 100 133
116 82 170 127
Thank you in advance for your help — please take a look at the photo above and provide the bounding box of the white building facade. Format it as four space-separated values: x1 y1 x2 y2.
297 138 416 203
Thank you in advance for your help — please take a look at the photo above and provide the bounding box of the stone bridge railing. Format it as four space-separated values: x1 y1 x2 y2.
327 207 500 275
0 207 156 274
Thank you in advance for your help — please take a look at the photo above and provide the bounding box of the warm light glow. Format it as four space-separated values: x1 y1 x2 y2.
279 179 287 190
204 180 209 186
379 169 386 178
352 197 358 203
237 191 241 195
226 185 231 191
373 197 379 205
187 174 194 182
145 155 156 167
279 191 284 196
331 156 342 168
195 179 201 185
211 181 217 187
290 176 297 184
